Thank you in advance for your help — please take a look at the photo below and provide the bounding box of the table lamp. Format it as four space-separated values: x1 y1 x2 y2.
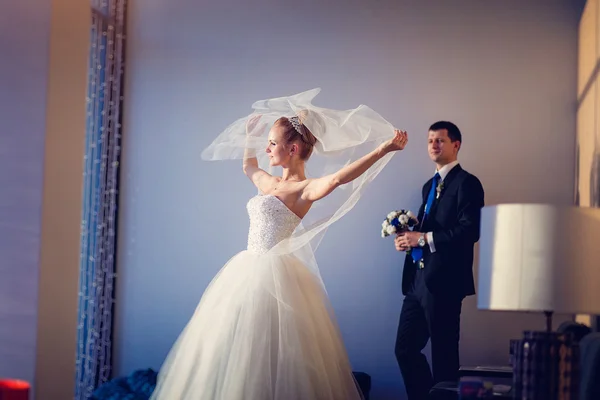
477 204 600 399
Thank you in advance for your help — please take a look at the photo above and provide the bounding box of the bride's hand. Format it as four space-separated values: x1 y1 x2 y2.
381 129 408 153
246 114 265 137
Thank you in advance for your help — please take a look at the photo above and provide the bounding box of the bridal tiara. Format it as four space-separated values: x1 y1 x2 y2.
289 116 304 136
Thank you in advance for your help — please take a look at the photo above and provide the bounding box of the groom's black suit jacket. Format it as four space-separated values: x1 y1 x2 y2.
402 164 485 299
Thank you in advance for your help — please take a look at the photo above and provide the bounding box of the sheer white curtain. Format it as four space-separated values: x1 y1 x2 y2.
76 1 127 398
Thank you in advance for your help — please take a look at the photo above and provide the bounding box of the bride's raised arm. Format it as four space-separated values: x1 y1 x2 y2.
301 130 407 202
242 115 277 193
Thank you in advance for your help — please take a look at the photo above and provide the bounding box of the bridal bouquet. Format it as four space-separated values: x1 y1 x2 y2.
381 210 419 238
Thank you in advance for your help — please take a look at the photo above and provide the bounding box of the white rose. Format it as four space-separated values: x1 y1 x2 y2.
381 230 386 237
399 215 409 225
407 210 414 217
382 220 390 229
387 211 398 220
386 225 396 235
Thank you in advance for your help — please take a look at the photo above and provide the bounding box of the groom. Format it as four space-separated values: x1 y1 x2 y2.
394 121 485 399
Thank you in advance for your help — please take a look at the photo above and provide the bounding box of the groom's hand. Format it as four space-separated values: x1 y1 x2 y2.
397 231 422 249
395 234 410 252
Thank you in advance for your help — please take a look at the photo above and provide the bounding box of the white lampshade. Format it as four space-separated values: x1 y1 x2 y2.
477 204 600 315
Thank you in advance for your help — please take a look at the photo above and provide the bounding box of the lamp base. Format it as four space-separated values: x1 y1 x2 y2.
544 310 553 333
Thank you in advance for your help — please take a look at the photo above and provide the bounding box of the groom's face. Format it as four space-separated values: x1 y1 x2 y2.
428 129 459 165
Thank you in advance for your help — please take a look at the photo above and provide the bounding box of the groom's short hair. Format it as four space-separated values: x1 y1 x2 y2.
429 121 462 143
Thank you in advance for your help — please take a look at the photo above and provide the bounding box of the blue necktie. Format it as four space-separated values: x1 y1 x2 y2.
411 172 440 263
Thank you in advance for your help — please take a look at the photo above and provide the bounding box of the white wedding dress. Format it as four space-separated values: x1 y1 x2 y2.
150 194 363 400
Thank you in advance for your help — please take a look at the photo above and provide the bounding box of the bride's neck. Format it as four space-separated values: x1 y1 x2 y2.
282 164 306 182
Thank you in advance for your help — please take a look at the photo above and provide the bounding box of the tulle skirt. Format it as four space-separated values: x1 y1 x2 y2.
150 250 363 400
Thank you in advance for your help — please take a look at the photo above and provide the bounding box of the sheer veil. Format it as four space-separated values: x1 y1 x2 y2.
201 88 398 277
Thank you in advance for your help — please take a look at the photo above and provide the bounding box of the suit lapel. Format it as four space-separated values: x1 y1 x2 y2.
428 164 462 218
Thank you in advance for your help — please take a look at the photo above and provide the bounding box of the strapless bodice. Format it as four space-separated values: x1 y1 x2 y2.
246 195 301 254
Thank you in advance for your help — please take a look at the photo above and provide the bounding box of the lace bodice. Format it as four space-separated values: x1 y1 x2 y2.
246 195 301 254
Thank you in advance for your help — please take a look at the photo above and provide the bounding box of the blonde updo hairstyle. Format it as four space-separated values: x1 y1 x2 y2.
273 110 318 160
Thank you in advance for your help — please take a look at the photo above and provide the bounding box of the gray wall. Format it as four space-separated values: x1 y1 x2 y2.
0 1 51 385
0 0 89 397
115 0 583 398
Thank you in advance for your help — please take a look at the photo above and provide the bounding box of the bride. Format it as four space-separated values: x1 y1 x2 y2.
150 89 407 400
